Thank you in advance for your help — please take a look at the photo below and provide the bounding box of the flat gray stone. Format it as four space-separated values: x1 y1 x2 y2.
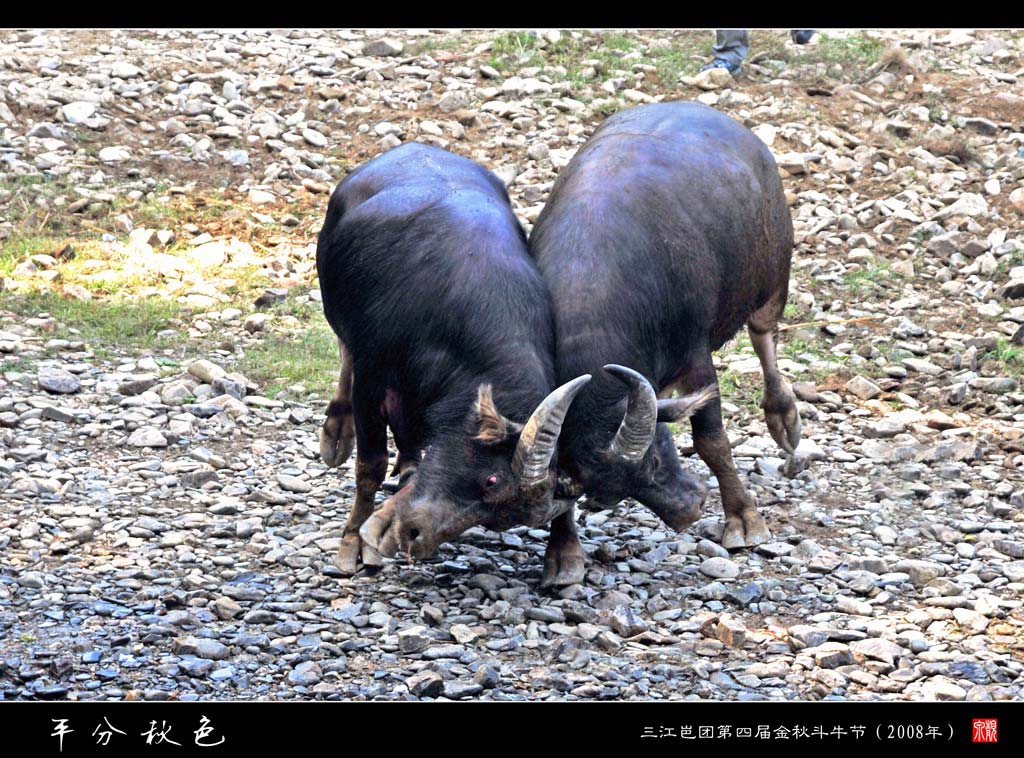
38 367 80 394
700 557 740 579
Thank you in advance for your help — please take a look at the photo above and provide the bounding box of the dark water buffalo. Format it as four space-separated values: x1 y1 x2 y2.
530 102 800 579
316 142 589 581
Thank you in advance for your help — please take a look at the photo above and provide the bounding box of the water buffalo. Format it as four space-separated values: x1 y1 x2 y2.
529 101 800 581
316 141 590 582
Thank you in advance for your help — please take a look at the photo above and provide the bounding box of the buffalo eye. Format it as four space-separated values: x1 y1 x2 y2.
485 474 501 489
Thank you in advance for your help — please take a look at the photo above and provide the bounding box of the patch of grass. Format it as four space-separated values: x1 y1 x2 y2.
644 35 707 82
595 32 639 54
988 338 1024 372
0 355 38 373
18 632 37 644
238 321 337 399
556 31 706 87
842 262 894 293
0 235 67 277
405 35 462 57
781 337 824 362
801 33 885 70
0 175 79 236
749 30 791 62
2 291 187 350
715 367 763 413
910 225 940 245
594 99 624 116
996 245 1023 274
718 369 740 396
223 268 276 306
2 237 172 297
489 31 544 72
123 192 220 230
924 134 976 165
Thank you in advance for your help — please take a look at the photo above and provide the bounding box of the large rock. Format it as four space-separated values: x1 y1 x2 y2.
686 67 733 91
62 101 96 124
845 375 882 400
364 38 404 57
699 557 740 579
98 146 131 163
934 193 988 220
128 427 168 448
188 359 227 384
1010 187 1024 214
38 367 81 394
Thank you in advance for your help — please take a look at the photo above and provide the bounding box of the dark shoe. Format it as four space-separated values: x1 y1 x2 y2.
791 30 816 45
700 58 741 75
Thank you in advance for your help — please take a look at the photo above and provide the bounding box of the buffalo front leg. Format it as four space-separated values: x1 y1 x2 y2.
541 505 586 588
689 359 771 550
320 339 356 468
336 383 388 575
748 296 801 455
364 405 420 546
360 482 412 559
336 457 388 574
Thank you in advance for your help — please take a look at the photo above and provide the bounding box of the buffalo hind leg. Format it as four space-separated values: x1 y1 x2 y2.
393 449 421 489
688 355 771 549
541 505 585 588
320 339 356 467
335 383 388 575
748 293 801 455
380 447 422 493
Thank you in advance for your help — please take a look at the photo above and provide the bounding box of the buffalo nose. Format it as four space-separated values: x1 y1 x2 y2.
676 481 708 527
398 519 429 560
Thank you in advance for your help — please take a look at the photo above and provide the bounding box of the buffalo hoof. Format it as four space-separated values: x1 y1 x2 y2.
722 509 771 550
334 533 362 575
359 510 400 558
379 466 417 494
359 485 410 559
319 412 355 468
765 395 802 455
335 532 384 575
541 540 586 588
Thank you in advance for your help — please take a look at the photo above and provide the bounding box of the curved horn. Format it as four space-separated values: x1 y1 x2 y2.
512 374 592 487
604 364 658 461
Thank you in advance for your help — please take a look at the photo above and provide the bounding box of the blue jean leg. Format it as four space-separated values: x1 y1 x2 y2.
712 30 750 68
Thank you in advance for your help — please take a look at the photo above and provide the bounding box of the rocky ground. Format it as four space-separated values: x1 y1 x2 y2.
1 28 1024 702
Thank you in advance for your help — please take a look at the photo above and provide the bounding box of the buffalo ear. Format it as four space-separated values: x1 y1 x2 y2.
656 385 718 422
474 385 521 445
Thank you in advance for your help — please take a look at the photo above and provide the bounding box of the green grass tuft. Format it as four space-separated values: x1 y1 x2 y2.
1 291 186 349
238 322 337 399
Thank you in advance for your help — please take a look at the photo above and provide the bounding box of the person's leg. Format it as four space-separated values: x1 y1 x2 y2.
702 29 749 73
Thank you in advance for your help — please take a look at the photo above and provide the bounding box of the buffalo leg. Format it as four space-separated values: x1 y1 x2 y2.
360 482 413 559
364 431 421 552
381 446 422 493
336 381 388 575
320 339 356 467
687 355 771 549
541 506 585 588
393 450 421 489
748 294 801 455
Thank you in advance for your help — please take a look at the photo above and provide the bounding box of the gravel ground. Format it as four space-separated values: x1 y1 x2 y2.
1 28 1024 701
